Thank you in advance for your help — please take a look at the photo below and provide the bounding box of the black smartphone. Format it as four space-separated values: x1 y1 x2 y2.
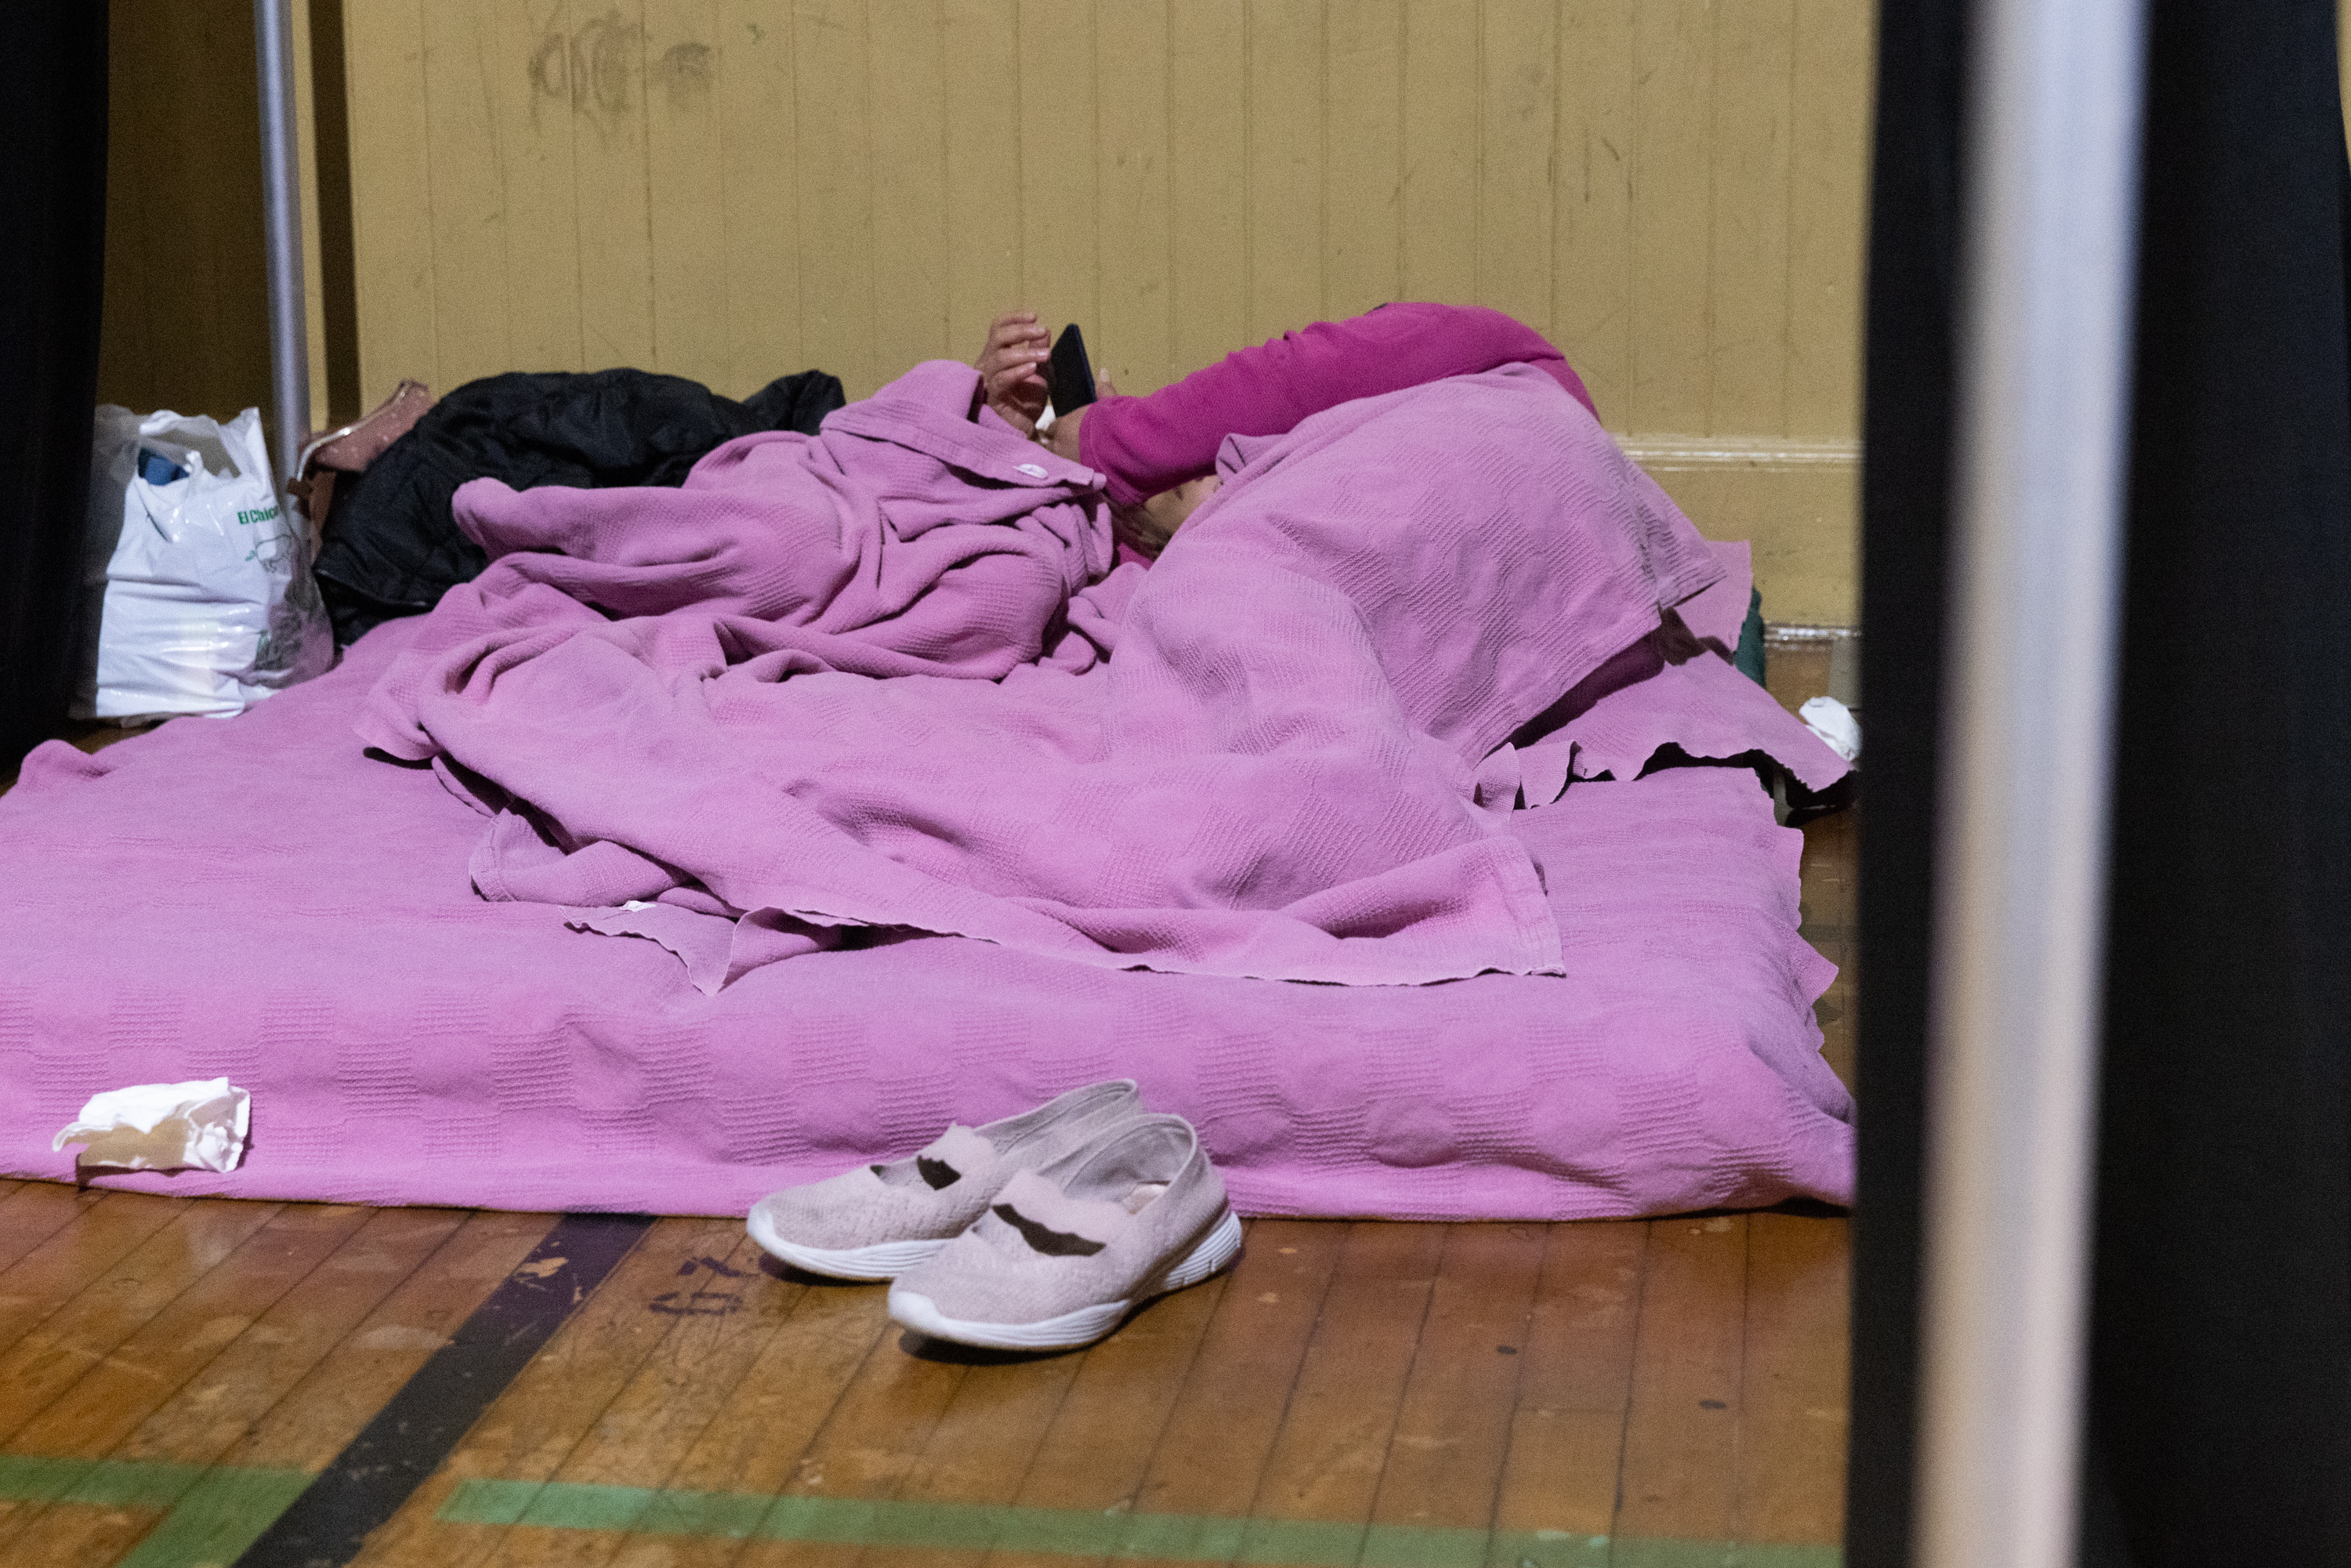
1047 324 1097 415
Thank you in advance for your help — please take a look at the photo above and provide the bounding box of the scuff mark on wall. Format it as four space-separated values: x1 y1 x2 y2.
526 27 568 122
527 15 711 126
657 42 715 110
573 10 641 119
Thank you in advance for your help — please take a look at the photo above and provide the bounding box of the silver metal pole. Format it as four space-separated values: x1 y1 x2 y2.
1915 0 2146 1563
254 0 310 484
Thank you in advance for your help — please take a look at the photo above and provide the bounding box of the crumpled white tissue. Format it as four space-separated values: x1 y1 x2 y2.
53 1077 252 1174
1799 695 1862 763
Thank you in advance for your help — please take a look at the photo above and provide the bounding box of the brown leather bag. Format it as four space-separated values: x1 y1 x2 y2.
287 379 436 553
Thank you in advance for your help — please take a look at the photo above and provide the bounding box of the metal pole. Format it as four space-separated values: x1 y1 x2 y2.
1915 0 2146 1563
254 0 309 485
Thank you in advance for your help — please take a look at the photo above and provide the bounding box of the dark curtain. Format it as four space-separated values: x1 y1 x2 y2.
1846 0 1968 1560
2085 0 2351 1560
0 2 108 768
1852 2 2351 1564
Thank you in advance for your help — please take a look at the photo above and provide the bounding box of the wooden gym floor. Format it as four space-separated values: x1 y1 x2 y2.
0 642 1854 1568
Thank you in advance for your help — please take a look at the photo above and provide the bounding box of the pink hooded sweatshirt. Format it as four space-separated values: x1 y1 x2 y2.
1077 302 1597 511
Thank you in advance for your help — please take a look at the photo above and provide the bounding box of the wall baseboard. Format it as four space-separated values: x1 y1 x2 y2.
1761 625 1864 708
1616 436 1862 469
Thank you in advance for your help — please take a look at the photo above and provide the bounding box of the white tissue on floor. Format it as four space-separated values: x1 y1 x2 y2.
1799 695 1862 762
53 1077 252 1175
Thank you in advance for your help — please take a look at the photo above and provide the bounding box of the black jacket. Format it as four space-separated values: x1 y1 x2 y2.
314 367 844 645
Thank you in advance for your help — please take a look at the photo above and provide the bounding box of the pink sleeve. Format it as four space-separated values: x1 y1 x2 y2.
1078 303 1598 508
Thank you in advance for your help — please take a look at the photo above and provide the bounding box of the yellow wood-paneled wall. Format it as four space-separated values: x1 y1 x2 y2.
333 0 1875 623
342 0 1871 421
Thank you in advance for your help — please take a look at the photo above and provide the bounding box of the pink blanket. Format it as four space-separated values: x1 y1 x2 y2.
0 621 1850 1216
360 361 1728 990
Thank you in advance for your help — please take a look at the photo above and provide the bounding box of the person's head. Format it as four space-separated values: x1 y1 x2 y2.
1112 474 1221 558
1041 400 1221 559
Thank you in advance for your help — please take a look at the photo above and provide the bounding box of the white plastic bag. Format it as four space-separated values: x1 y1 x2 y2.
74 405 333 720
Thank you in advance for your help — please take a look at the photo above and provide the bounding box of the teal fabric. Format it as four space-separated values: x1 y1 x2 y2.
1734 588 1767 686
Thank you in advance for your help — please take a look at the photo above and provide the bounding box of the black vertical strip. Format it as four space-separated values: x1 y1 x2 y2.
0 0 108 769
306 0 362 425
1846 0 1971 1563
2084 1 2351 1563
233 1211 654 1568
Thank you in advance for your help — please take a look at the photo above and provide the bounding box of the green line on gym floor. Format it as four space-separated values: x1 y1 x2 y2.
0 1454 1842 1567
440 1476 1846 1567
0 1454 311 1567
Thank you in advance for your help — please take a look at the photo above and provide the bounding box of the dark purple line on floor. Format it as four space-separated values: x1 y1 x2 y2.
230 1210 655 1568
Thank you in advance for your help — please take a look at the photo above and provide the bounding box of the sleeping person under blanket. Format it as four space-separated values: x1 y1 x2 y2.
971 303 1599 559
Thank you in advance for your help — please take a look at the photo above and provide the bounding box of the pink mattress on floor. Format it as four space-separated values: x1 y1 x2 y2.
0 624 1851 1219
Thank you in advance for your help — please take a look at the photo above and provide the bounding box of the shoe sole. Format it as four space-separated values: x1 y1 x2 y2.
886 1208 1246 1351
745 1209 949 1282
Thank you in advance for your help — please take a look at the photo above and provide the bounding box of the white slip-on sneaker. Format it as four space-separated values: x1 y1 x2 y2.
886 1111 1243 1352
746 1080 1141 1280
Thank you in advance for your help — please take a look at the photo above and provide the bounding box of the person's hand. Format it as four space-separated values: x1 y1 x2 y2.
976 311 1049 434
